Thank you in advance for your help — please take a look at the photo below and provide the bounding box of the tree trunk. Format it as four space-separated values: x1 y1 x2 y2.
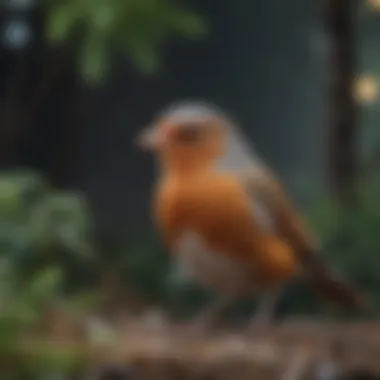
323 0 358 205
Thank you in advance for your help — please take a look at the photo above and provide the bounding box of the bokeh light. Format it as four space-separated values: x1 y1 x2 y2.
368 0 380 11
2 20 31 50
353 75 378 104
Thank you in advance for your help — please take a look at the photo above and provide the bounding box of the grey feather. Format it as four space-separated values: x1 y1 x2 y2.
159 99 264 171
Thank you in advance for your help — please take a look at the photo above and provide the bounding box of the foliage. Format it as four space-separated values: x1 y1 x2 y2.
117 237 169 301
0 170 100 378
0 263 83 379
0 170 95 291
42 0 207 83
299 174 380 315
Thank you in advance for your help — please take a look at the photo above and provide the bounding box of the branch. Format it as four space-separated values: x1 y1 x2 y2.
281 349 313 380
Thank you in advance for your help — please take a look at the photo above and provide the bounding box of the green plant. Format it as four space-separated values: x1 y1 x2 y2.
43 0 207 83
0 170 95 291
0 170 104 378
0 263 83 379
302 175 380 315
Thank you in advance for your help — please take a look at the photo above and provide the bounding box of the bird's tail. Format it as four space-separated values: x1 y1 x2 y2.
301 251 370 312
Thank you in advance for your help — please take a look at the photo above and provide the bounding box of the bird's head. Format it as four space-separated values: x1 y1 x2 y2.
136 100 259 172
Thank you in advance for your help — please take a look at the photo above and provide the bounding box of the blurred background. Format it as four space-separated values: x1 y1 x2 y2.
1 0 380 378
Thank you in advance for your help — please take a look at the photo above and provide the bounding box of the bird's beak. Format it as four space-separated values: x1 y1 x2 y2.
135 126 164 152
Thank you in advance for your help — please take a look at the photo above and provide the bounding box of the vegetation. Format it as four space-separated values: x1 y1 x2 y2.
43 0 206 83
2 0 380 378
0 171 95 378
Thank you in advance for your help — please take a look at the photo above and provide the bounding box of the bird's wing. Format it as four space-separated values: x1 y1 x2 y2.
239 166 317 254
236 165 367 309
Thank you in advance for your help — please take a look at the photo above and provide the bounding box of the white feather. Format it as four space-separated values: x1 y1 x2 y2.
173 230 254 295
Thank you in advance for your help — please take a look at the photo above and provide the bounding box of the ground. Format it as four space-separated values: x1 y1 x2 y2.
41 313 380 379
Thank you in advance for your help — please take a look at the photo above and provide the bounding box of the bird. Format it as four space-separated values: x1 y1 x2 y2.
136 100 367 332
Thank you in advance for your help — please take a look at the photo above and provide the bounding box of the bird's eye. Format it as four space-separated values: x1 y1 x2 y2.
174 123 202 144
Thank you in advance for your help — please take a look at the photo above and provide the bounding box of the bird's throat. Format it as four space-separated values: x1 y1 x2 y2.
160 155 215 179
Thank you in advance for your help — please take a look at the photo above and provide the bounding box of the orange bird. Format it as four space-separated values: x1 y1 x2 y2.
136 100 367 330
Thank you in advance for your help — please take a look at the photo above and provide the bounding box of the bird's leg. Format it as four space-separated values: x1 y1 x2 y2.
179 294 234 336
248 290 281 331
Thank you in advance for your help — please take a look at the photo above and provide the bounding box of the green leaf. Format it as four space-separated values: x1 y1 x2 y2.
42 0 207 83
89 3 116 33
79 32 108 83
168 10 207 37
26 341 82 373
127 42 160 74
27 267 62 301
46 4 81 43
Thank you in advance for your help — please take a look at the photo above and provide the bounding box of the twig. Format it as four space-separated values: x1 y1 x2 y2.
314 357 338 380
281 349 313 380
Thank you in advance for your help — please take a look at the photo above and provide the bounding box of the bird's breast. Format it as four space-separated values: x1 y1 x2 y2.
155 174 296 291
173 231 254 295
156 176 234 230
